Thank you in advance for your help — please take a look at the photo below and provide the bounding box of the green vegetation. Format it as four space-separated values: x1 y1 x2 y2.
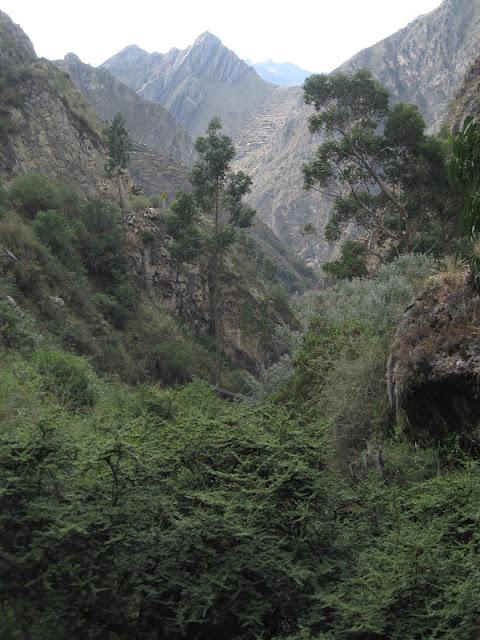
2 63 480 640
168 117 256 383
303 70 459 259
0 174 223 385
449 115 480 286
322 240 368 281
105 112 131 208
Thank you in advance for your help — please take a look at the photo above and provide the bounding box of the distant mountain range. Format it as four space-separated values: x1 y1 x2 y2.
99 0 480 264
245 59 313 86
4 0 480 266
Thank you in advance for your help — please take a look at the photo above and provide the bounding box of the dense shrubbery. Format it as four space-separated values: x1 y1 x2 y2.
0 175 224 386
1 348 480 640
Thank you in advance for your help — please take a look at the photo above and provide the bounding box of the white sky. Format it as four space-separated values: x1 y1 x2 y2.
1 0 442 71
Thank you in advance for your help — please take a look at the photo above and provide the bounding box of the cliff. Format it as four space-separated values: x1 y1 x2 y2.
388 280 480 446
0 12 108 197
338 0 480 131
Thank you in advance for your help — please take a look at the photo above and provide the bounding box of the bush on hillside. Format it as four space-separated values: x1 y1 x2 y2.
9 173 62 217
32 210 83 272
32 349 98 409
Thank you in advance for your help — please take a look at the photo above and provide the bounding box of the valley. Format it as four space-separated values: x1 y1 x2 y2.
3 1 480 638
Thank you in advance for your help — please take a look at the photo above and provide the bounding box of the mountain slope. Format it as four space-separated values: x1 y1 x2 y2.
56 53 194 166
0 12 108 196
101 2 480 263
102 32 271 139
446 53 480 130
338 0 480 129
103 33 328 261
0 11 313 375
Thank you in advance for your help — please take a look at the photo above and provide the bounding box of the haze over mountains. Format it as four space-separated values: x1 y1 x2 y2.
245 60 313 86
4 0 480 265
96 0 480 263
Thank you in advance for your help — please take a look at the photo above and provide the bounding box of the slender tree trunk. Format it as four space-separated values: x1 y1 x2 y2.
117 168 126 210
212 179 222 385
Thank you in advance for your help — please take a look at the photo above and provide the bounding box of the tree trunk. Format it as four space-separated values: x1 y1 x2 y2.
117 168 126 210
212 180 222 386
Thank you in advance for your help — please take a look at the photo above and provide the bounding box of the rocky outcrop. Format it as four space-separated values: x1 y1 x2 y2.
0 10 35 66
0 11 109 196
56 53 194 166
125 207 297 371
388 282 480 445
338 0 480 131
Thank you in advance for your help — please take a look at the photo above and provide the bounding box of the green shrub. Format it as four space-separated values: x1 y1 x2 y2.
8 174 81 219
129 195 150 211
32 349 98 408
32 210 82 271
322 240 368 281
0 300 35 350
9 174 61 217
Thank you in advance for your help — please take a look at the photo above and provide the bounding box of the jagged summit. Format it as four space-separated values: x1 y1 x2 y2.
102 32 266 137
63 51 82 64
193 31 223 47
0 10 36 65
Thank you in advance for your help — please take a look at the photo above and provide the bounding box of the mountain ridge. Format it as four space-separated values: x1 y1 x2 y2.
56 52 194 167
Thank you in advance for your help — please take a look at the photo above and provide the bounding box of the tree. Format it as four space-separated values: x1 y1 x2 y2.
169 117 256 383
448 116 480 286
322 240 368 281
165 192 203 264
303 70 457 257
105 113 131 209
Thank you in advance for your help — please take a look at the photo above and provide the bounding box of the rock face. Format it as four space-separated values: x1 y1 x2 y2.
125 207 299 371
338 0 480 130
102 33 271 139
388 281 480 445
445 54 480 131
0 10 35 66
57 53 194 166
0 11 109 197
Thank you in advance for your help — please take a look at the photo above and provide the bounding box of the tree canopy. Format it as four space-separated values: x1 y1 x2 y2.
303 70 457 257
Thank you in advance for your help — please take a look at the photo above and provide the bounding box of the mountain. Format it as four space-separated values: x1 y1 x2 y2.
56 53 194 166
0 12 108 196
245 59 313 86
338 0 480 130
446 53 480 130
99 0 480 265
102 33 331 262
0 10 313 374
102 33 272 139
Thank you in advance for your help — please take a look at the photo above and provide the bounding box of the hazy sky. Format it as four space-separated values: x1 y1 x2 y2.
2 0 442 71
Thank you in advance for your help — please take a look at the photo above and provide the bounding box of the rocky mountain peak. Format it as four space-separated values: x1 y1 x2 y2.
63 51 82 65
193 31 222 48
179 31 251 85
0 10 36 66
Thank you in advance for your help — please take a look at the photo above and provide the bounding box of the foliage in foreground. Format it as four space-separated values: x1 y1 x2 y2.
1 347 480 640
